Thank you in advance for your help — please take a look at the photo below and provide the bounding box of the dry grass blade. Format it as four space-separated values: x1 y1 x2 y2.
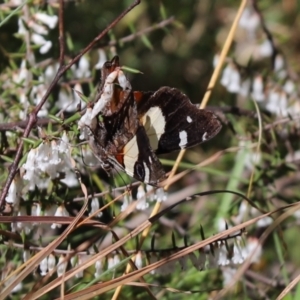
53 204 294 300
0 199 88 300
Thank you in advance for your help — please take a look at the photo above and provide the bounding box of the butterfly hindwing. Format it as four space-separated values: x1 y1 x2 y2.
135 86 222 154
114 126 166 184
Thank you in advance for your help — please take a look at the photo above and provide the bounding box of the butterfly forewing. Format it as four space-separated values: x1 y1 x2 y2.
135 86 222 154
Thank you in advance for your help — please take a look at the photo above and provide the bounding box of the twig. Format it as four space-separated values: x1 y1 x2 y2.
58 0 65 67
106 16 175 46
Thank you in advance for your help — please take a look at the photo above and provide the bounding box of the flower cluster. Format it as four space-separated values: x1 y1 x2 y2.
18 11 58 54
217 6 299 118
22 132 76 191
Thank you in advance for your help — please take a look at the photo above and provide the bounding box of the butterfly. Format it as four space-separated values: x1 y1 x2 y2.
79 56 221 185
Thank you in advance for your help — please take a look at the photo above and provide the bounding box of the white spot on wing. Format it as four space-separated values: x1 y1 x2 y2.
179 130 188 148
141 107 166 150
187 116 192 123
202 132 208 141
149 156 152 163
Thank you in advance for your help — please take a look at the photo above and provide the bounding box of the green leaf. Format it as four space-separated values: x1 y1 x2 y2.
141 34 153 50
48 114 63 123
63 113 81 125
22 138 38 145
159 2 167 19
0 155 14 163
0 1 27 28
121 66 143 74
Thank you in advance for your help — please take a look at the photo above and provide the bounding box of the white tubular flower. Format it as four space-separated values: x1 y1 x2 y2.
18 18 27 35
78 107 93 129
57 132 70 154
28 20 48 35
36 142 52 172
47 254 56 272
135 252 143 269
241 238 262 265
34 13 58 29
155 188 167 202
89 198 103 218
227 67 241 93
266 89 280 115
51 205 69 229
146 185 155 202
19 92 29 120
136 185 148 210
94 259 103 278
50 141 61 165
40 41 52 54
57 88 73 112
231 243 245 265
23 149 37 183
57 255 67 277
278 92 288 117
94 49 107 69
31 33 47 45
213 53 219 68
259 39 273 57
239 79 250 97
40 256 48 276
283 79 295 94
107 256 115 272
220 64 232 88
256 216 273 228
44 63 59 84
16 206 32 234
73 83 86 110
113 255 120 269
76 56 91 78
216 244 230 266
31 33 52 54
239 8 260 35
6 176 23 207
274 54 285 72
251 75 265 102
121 193 133 211
14 59 30 85
220 63 241 93
61 170 78 187
31 203 42 222
45 205 57 216
74 255 88 278
23 250 30 263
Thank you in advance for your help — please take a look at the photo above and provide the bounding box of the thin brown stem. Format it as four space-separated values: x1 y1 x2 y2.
58 0 65 67
107 16 175 46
